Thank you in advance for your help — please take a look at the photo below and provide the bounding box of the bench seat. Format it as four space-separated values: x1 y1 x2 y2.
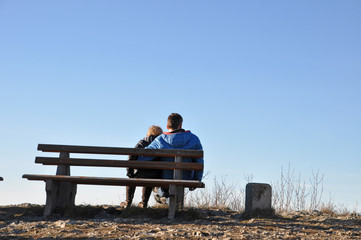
23 174 205 188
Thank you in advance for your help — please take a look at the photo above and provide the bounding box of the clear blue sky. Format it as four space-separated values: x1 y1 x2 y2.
1 0 360 210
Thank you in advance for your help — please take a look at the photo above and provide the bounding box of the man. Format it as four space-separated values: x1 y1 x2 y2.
138 113 204 201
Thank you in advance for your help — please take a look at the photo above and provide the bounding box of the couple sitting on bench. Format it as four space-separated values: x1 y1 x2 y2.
121 113 204 208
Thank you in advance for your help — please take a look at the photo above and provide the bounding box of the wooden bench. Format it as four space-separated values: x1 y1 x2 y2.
23 144 204 219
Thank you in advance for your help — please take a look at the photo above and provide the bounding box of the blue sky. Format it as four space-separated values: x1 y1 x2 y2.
1 0 360 209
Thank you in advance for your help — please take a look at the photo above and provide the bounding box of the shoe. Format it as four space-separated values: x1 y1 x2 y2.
138 202 147 208
160 197 167 205
154 194 167 205
158 187 169 198
120 201 131 208
154 194 162 204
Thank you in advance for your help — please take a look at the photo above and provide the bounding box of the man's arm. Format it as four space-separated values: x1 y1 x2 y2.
192 157 204 181
192 138 204 181
137 137 161 161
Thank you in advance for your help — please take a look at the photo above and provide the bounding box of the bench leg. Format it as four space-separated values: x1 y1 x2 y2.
177 187 184 211
168 185 185 219
44 180 58 216
168 155 185 219
168 185 177 219
44 180 77 216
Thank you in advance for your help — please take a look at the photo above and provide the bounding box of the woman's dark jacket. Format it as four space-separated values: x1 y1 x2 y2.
127 135 161 178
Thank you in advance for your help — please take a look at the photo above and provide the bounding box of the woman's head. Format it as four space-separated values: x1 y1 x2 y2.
147 125 163 137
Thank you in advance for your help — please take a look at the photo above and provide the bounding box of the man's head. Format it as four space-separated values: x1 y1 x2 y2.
167 113 183 131
147 125 163 137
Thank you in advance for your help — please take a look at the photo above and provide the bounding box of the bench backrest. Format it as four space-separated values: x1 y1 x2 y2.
38 144 203 158
36 144 204 172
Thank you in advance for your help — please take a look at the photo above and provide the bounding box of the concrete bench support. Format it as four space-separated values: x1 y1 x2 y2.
245 183 273 217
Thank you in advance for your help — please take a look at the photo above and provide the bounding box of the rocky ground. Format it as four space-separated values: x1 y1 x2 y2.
1 204 361 239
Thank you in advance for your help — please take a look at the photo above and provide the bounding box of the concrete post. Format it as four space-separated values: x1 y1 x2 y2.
245 183 273 217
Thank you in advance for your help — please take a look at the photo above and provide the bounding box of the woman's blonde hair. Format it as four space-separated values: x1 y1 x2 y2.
147 125 163 137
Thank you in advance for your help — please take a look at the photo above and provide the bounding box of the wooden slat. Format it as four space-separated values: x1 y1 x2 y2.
35 157 204 171
22 174 205 188
38 144 203 158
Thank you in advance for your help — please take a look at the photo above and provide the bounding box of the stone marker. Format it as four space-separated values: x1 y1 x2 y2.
245 183 273 217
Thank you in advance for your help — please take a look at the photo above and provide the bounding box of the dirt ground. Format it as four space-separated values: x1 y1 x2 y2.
1 204 361 239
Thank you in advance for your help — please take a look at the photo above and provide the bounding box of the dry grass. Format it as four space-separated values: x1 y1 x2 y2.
185 164 356 216
184 176 245 211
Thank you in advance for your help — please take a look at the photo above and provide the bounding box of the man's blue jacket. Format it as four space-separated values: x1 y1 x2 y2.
138 130 203 181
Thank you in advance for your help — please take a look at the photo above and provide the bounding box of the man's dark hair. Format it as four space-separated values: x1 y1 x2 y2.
167 113 183 130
